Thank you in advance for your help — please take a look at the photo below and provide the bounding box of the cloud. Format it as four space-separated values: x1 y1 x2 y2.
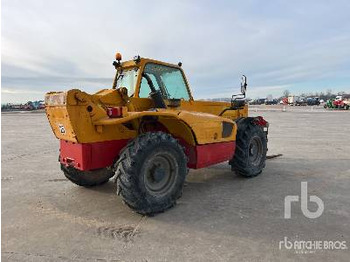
1 76 113 103
1 88 43 95
2 0 350 102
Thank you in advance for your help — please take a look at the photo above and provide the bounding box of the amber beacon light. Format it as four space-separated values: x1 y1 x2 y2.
115 52 122 61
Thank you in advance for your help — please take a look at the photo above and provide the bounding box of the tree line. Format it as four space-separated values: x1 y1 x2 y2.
281 89 350 100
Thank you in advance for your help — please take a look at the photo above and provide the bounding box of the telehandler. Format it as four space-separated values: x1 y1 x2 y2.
45 53 269 214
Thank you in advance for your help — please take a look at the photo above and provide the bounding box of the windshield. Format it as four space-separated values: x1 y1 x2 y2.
116 68 138 96
139 63 190 100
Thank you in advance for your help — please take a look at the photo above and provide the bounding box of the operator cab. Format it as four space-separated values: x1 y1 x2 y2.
335 95 342 101
112 53 192 108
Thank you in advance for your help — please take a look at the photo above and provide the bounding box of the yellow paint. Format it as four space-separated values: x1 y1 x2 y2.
45 57 247 145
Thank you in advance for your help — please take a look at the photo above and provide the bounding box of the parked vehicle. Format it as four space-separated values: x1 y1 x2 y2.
280 97 288 105
295 97 307 106
250 98 266 105
333 96 350 109
288 95 299 105
45 53 269 215
265 99 278 105
324 99 335 109
324 96 350 110
307 97 320 106
1 100 45 111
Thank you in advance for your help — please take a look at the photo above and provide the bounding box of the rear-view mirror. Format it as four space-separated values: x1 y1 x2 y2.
241 75 247 96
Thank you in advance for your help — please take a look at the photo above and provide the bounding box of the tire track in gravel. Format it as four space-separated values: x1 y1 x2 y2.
35 201 146 243
1 148 57 162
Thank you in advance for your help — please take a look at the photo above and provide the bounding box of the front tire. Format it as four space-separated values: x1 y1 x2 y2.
114 132 188 215
230 119 267 177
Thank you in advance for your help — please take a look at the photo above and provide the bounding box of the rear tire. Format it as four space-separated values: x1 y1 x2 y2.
114 132 187 215
61 164 114 187
230 119 267 177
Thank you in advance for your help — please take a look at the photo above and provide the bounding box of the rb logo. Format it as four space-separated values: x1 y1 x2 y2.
284 181 324 219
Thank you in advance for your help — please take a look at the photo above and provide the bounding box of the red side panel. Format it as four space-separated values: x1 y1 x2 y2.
60 138 235 171
60 139 129 171
60 141 90 170
192 141 236 169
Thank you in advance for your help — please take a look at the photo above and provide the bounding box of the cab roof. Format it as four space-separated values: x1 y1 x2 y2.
121 57 181 69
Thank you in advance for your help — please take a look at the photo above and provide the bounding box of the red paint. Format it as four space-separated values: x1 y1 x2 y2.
179 139 235 169
194 141 236 169
253 116 269 127
60 139 129 171
60 137 235 171
107 107 123 118
333 99 345 107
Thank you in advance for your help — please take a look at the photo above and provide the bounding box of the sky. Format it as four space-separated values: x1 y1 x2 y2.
2 0 350 103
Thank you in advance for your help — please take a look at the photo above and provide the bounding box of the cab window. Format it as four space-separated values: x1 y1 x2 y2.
139 63 190 100
116 68 138 96
139 73 160 98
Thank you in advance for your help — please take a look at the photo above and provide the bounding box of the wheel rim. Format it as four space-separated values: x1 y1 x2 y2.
249 136 263 166
143 152 178 195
